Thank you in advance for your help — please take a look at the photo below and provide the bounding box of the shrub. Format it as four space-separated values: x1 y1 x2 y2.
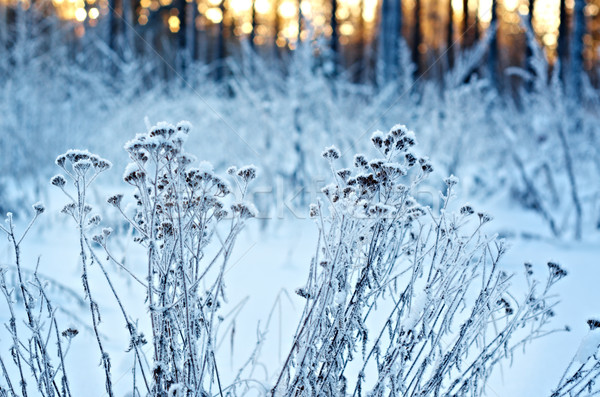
272 124 567 396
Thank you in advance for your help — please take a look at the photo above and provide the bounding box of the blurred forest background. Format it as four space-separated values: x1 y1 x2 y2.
1 0 600 242
2 0 600 85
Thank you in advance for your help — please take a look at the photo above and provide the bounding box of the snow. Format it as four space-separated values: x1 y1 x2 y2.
575 330 600 363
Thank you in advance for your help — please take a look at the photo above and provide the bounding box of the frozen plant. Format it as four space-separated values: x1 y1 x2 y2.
104 121 257 396
52 149 118 396
0 205 77 397
272 125 565 396
551 319 600 396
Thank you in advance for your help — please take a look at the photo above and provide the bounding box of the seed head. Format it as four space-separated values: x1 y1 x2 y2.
460 205 474 215
107 194 123 207
32 202 45 215
237 165 257 182
587 319 600 330
176 120 192 134
73 159 92 175
322 146 341 160
61 327 79 339
354 154 368 168
51 175 67 188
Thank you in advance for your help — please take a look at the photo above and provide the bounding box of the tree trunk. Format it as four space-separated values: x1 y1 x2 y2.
273 0 280 60
525 0 535 90
379 0 401 81
108 0 120 52
411 0 421 76
462 0 470 47
473 0 480 42
447 0 454 69
216 1 226 80
177 0 187 76
557 0 569 83
121 0 134 57
528 0 534 26
488 0 498 87
249 0 257 47
331 0 338 76
570 0 585 100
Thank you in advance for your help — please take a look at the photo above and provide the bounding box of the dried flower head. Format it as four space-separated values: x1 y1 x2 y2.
123 164 146 185
61 203 77 216
322 146 341 160
371 131 384 148
460 205 474 215
65 149 91 163
354 154 368 168
61 327 79 339
231 202 258 219
309 204 319 218
73 159 92 175
587 319 600 330
51 174 67 188
547 261 567 279
55 155 67 168
444 175 459 188
337 168 352 181
88 214 102 226
237 165 257 182
32 202 45 215
478 212 493 224
176 120 192 134
107 194 123 207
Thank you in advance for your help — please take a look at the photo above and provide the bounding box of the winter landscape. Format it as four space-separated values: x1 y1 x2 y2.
1 0 600 396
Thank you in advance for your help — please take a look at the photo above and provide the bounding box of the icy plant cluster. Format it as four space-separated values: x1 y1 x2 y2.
0 122 258 397
551 319 600 396
105 121 257 395
0 148 114 397
272 125 566 396
0 122 599 397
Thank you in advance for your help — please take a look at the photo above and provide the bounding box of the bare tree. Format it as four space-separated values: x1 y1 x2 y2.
569 0 585 101
557 0 569 83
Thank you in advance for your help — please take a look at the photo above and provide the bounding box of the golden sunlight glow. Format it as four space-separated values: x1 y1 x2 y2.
278 1 296 18
300 0 310 15
230 0 251 13
451 0 462 13
518 3 529 15
339 21 354 35
478 0 493 25
168 14 180 32
206 7 223 23
254 0 269 13
241 21 253 33
362 0 377 22
2 0 598 68
74 7 86 21
504 0 518 12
